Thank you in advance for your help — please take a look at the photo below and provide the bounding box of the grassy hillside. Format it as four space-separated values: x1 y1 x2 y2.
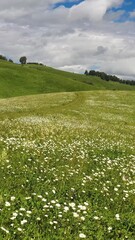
0 91 135 239
0 61 134 98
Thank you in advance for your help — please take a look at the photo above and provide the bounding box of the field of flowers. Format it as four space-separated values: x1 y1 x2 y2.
0 91 135 240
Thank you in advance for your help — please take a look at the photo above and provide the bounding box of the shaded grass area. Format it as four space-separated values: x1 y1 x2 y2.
0 91 135 239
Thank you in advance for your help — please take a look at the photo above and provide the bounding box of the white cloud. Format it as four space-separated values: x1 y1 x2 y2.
0 0 135 80
102 58 135 77
69 0 124 22
130 11 135 18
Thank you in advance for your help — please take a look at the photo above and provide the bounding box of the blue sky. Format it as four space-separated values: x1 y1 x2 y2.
54 0 135 21
112 0 135 22
122 0 135 12
54 0 84 8
54 0 135 10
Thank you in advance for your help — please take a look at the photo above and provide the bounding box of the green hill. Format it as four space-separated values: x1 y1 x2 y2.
0 60 134 98
0 60 135 239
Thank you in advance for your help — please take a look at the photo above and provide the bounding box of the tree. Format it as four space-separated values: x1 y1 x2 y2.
89 70 96 76
19 56 27 65
9 59 13 63
84 70 88 75
0 55 7 61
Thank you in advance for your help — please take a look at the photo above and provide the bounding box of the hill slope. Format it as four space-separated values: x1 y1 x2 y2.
0 61 134 98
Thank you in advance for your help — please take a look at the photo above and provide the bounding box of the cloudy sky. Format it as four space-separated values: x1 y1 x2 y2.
0 0 135 79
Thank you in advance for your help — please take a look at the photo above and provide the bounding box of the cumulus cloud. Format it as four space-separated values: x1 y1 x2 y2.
69 0 124 22
0 0 135 80
130 11 135 19
102 58 135 79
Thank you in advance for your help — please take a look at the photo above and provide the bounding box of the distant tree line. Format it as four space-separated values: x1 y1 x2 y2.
84 70 135 86
0 54 13 63
27 62 44 66
18 56 44 66
0 52 135 85
0 54 44 66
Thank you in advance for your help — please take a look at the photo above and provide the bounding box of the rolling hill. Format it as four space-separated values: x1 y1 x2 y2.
0 60 134 98
0 59 135 239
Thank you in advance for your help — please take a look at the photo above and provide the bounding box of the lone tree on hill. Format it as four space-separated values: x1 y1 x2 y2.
19 56 27 65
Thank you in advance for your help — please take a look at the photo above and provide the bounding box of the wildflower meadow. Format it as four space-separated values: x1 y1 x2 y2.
0 91 135 239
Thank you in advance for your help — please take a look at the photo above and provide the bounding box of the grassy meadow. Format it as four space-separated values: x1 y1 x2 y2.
0 90 135 239
0 61 134 99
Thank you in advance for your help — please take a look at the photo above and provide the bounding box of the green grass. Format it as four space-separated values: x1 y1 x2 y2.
0 61 134 98
0 91 135 239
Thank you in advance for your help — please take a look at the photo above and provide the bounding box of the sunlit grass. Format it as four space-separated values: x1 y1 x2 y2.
0 91 135 239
